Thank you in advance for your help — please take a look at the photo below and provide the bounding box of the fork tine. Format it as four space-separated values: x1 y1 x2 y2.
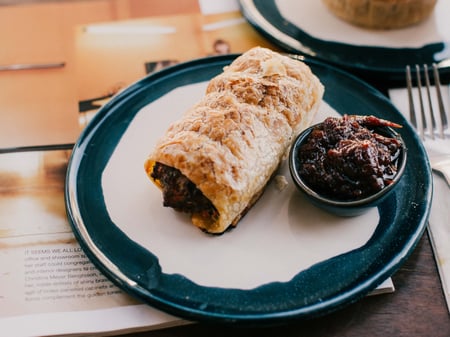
432 63 448 139
423 64 436 140
415 64 426 139
406 65 418 129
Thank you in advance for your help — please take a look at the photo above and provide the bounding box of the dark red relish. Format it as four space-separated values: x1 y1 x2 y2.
297 115 403 201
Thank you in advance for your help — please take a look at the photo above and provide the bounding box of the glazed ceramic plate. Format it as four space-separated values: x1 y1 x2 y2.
239 0 450 80
65 54 431 324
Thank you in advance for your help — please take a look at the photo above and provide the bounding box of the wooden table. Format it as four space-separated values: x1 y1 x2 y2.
2 2 448 335
117 233 449 337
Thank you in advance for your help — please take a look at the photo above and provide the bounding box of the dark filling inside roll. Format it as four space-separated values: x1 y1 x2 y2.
151 162 219 220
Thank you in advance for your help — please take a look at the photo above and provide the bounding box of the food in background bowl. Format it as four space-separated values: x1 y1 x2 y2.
289 115 407 216
321 0 437 29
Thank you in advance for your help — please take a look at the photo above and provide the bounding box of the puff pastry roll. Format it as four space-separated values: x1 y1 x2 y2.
144 47 324 234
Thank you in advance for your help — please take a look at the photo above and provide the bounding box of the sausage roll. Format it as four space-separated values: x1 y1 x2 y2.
144 47 324 234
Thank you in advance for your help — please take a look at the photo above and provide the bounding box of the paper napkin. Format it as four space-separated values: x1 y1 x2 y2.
389 86 450 313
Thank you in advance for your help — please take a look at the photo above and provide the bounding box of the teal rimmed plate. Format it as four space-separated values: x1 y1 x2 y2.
239 0 450 83
65 54 431 325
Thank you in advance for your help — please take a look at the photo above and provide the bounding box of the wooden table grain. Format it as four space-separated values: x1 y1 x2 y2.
119 233 449 337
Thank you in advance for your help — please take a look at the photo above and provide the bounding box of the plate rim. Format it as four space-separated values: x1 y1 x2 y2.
65 54 432 324
239 0 450 78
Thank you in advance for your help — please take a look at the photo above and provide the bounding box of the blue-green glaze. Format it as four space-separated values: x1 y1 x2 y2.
65 55 432 325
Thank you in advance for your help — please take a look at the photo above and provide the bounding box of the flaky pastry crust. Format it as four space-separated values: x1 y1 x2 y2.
144 47 324 234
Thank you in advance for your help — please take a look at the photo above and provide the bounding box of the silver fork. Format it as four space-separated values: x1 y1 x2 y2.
406 63 450 186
